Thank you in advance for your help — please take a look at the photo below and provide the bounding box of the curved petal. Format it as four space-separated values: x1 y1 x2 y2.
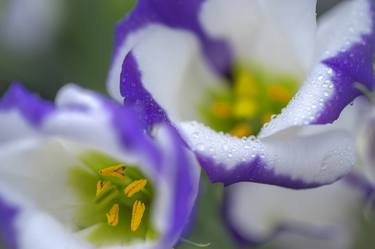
120 25 219 127
0 184 91 249
153 126 200 247
223 176 372 248
178 120 354 188
0 83 199 249
107 0 232 101
0 82 54 127
261 0 375 137
199 0 317 76
178 95 371 187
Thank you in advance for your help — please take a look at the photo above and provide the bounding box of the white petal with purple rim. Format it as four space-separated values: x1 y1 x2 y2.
261 0 375 137
128 24 219 122
178 119 354 187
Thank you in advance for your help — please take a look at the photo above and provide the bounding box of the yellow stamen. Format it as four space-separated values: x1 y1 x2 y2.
131 200 146 232
211 101 232 118
268 85 292 103
234 71 258 97
124 179 148 198
96 180 112 197
106 203 120 227
230 123 253 137
99 164 126 181
233 98 257 118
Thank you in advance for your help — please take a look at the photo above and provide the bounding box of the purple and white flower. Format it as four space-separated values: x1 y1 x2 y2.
0 83 200 249
107 0 375 188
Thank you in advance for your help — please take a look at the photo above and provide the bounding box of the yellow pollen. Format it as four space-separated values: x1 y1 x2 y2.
124 179 148 198
106 203 120 227
268 85 292 103
96 180 112 197
234 71 258 97
211 101 232 118
233 98 257 118
230 123 253 137
131 200 146 232
99 164 126 181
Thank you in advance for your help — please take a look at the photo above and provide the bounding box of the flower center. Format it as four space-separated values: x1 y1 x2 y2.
198 64 298 137
69 151 158 246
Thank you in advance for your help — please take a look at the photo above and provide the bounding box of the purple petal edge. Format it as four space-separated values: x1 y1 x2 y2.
0 82 54 127
121 52 170 128
196 153 323 189
314 1 375 124
113 0 233 75
0 197 19 249
162 126 199 248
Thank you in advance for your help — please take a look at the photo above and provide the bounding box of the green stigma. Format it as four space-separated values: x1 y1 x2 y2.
69 151 158 246
198 63 299 137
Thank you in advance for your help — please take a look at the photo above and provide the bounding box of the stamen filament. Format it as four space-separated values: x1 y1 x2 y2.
99 164 126 181
124 179 148 198
131 200 146 232
106 203 120 227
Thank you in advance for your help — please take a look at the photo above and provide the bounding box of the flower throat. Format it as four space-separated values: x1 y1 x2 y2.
198 64 298 137
69 151 158 246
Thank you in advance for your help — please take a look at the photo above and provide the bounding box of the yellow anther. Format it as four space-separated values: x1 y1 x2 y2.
124 179 148 198
99 164 126 181
131 200 146 232
106 203 120 227
233 99 257 118
268 85 292 103
211 101 232 118
230 123 253 138
96 180 112 197
234 71 258 97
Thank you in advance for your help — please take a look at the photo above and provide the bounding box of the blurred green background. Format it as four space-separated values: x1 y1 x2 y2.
0 0 136 97
1 1 375 249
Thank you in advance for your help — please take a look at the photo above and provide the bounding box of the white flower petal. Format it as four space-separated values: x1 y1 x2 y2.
225 179 362 249
127 24 219 121
200 0 317 76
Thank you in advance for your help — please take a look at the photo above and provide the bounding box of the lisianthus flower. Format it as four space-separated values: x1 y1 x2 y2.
107 0 375 188
0 0 63 54
223 97 375 248
0 83 200 249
